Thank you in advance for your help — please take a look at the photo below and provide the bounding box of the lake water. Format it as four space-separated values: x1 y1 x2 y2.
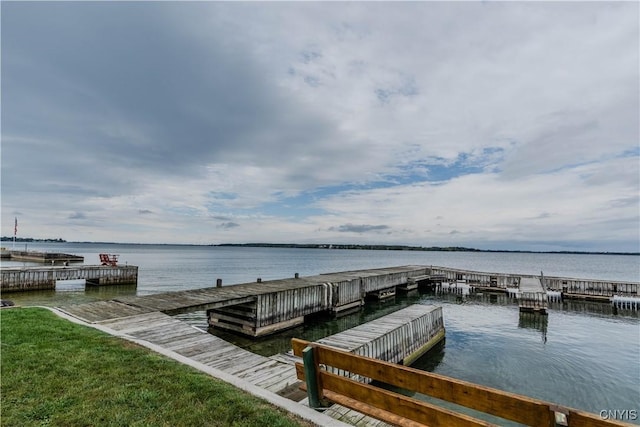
2 242 639 422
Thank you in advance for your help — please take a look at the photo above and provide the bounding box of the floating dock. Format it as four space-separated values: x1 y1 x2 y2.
0 265 138 293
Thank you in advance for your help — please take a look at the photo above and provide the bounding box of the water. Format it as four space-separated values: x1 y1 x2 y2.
2 242 639 420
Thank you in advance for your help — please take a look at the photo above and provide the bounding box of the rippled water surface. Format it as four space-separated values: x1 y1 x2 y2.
2 243 639 420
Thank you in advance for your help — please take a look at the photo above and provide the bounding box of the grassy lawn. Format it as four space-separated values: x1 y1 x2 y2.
0 307 314 427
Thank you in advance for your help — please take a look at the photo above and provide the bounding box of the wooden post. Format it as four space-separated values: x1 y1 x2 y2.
302 346 323 409
216 278 222 288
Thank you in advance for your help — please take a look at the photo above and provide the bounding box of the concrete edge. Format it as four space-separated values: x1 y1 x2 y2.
42 307 351 427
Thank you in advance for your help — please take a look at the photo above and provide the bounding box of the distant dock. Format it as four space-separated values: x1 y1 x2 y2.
518 277 548 313
1 265 138 293
4 250 84 264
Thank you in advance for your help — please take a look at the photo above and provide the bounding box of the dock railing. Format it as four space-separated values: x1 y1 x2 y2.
292 338 633 427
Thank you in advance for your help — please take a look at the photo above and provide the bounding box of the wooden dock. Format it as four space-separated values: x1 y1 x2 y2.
58 302 446 427
92 310 301 395
431 266 639 309
6 250 84 263
1 265 138 293
56 264 640 334
50 265 638 426
518 277 548 313
57 266 434 335
306 304 444 367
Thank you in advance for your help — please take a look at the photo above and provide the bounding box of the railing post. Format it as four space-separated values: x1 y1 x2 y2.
302 345 323 408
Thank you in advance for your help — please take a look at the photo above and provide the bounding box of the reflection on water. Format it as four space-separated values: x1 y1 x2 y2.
411 338 446 372
2 282 138 307
85 283 138 298
518 312 548 343
550 299 640 319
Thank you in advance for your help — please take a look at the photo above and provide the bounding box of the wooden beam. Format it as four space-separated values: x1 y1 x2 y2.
291 337 309 357
320 371 494 427
313 343 555 427
323 390 429 427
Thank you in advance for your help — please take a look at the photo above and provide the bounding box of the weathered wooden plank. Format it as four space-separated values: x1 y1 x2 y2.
164 336 219 353
233 359 283 380
244 364 293 383
258 371 301 393
191 346 243 364
323 392 427 427
131 327 202 344
321 372 494 427
311 345 556 427
226 358 277 376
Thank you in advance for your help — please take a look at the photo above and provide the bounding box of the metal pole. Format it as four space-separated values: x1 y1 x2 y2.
302 346 322 408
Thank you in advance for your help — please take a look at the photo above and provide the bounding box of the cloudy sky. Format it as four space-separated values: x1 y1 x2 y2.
2 2 638 251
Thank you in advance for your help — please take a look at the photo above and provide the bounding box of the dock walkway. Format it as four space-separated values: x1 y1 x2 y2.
60 266 432 335
94 311 300 395
313 304 444 366
57 302 444 427
518 277 548 313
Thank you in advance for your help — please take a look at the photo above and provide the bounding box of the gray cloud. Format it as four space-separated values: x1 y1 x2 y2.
68 212 87 220
218 222 240 230
1 2 350 196
332 224 390 233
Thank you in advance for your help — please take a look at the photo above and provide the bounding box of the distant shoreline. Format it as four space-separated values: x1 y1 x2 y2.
2 238 637 256
215 243 639 256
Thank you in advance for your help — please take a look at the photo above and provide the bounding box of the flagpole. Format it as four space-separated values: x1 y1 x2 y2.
13 217 17 250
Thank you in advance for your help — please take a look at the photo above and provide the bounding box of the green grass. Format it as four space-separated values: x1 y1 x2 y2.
1 308 313 427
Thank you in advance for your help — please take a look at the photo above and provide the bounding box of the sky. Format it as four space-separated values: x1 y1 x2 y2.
1 2 639 252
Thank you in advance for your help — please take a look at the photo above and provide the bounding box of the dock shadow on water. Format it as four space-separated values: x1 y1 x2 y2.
518 312 548 343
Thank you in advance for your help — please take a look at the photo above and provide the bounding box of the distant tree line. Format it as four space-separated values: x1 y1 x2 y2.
1 237 66 243
215 243 638 255
218 243 485 251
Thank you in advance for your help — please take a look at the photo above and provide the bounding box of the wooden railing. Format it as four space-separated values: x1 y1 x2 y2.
292 339 634 427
